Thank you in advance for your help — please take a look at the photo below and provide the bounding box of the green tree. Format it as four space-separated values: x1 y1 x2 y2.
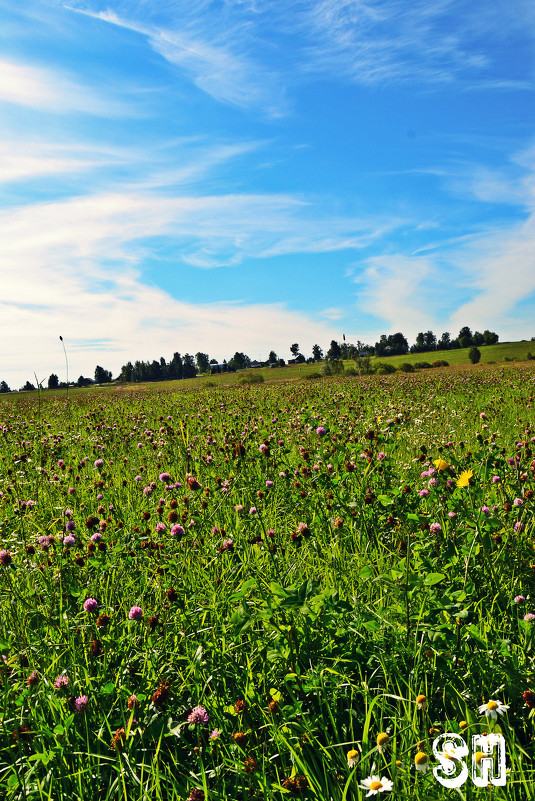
468 346 481 364
94 365 112 384
196 352 210 374
182 354 197 378
290 343 300 358
0 380 10 393
47 373 59 390
438 332 451 350
312 344 323 361
326 340 342 360
458 327 473 349
483 330 499 345
267 350 278 364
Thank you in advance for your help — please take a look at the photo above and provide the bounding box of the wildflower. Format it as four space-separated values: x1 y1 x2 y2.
419 489 429 498
514 522 525 533
456 470 473 488
0 550 12 566
151 681 170 707
170 524 184 537
64 534 76 547
430 522 442 534
480 506 491 517
159 472 172 483
448 511 456 518
347 748 359 767
27 670 39 687
66 520 76 532
209 729 220 740
359 775 393 795
233 731 247 746
127 694 139 710
266 480 273 488
243 757 258 773
155 522 166 533
414 751 428 773
524 613 535 622
188 705 209 725
478 699 509 720
433 458 449 471
523 690 535 708
91 532 103 542
94 459 104 469
96 614 110 628
377 732 389 752
128 606 143 620
111 726 126 750
492 475 501 483
188 791 205 801
249 506 257 515
54 674 69 689
459 720 467 729
514 595 526 603
316 426 326 436
74 694 89 714
83 598 98 613
235 699 248 714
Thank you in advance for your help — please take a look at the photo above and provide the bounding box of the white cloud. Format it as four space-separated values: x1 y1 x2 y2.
0 187 385 386
0 57 132 116
354 253 447 339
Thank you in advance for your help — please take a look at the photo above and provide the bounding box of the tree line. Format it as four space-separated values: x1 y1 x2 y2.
0 326 504 392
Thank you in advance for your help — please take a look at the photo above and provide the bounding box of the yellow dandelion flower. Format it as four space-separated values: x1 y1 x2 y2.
459 720 467 729
456 469 473 488
347 749 359 768
416 694 427 709
433 458 449 471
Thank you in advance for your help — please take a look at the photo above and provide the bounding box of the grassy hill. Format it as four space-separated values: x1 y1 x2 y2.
368 339 535 368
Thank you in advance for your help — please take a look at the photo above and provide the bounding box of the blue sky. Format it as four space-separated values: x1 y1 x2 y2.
1 0 535 386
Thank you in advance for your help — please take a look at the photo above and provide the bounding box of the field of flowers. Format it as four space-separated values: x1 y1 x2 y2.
1 364 535 800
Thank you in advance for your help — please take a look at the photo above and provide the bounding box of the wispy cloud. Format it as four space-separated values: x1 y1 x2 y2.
67 4 289 116
0 58 131 116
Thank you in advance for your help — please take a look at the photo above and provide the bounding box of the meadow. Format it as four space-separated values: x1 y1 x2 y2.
1 363 535 800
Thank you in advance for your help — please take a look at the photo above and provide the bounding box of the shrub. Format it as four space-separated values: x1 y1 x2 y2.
374 362 396 374
398 362 415 373
527 352 534 361
344 367 358 376
468 346 481 364
413 361 431 369
327 359 345 375
431 360 449 368
320 363 332 377
238 372 264 385
302 372 322 381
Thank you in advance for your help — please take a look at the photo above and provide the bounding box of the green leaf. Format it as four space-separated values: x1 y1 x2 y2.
359 565 374 580
424 573 445 586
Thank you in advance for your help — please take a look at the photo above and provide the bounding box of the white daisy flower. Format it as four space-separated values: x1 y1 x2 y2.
359 775 393 796
414 752 428 773
477 699 509 720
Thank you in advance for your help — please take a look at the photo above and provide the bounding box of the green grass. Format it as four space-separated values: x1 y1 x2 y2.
1 365 535 799
368 339 535 368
